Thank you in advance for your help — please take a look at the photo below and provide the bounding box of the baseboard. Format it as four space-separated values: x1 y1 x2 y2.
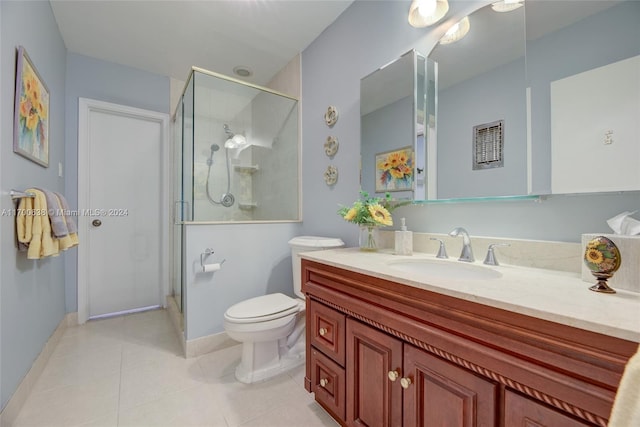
0 312 75 427
165 295 186 357
185 331 238 358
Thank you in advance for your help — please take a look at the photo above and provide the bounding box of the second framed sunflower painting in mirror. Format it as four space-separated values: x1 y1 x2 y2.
375 146 414 192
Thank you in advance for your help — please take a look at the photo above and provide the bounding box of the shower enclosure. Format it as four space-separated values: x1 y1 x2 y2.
171 67 300 312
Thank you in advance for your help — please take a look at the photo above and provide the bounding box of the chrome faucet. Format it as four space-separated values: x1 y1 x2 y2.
483 243 511 266
448 227 474 262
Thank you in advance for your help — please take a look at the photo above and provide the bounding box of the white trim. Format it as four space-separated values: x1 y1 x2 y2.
185 331 238 358
77 98 170 324
166 295 186 356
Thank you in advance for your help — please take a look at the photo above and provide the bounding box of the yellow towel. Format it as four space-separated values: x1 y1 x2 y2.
19 189 59 259
609 343 640 426
16 195 34 249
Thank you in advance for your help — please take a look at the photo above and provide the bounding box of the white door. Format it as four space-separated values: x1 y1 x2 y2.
78 98 169 322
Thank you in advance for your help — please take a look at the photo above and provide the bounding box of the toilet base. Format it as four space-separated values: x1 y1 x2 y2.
234 338 305 384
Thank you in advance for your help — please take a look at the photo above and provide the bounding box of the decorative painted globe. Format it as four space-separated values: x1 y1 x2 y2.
583 236 621 293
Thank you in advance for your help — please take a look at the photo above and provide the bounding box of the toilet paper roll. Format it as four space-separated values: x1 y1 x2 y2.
202 263 221 273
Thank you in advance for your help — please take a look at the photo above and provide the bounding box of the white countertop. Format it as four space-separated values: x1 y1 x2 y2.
301 248 640 343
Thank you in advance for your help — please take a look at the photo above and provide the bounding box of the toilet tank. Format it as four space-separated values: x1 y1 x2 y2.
288 236 344 298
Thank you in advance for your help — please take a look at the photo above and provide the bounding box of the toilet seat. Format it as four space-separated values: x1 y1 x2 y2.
224 293 303 324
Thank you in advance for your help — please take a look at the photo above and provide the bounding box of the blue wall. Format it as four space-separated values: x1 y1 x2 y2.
183 222 302 340
437 57 527 199
0 0 67 410
300 0 639 246
63 53 170 312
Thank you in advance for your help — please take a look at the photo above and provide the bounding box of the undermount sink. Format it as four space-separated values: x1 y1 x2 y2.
387 259 502 281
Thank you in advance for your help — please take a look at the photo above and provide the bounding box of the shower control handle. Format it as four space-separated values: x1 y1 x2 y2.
92 219 102 227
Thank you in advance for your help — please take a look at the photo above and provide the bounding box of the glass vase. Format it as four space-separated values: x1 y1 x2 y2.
359 225 379 252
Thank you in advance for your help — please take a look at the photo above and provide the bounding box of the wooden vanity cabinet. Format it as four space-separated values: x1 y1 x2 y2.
302 259 637 427
347 318 497 427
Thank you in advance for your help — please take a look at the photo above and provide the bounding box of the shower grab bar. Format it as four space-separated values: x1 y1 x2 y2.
10 190 36 200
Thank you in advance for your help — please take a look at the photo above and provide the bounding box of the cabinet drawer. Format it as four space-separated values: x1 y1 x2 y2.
311 347 346 421
310 300 346 365
505 390 591 426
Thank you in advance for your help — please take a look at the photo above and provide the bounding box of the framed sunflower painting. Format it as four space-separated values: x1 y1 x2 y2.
375 146 414 192
14 46 49 167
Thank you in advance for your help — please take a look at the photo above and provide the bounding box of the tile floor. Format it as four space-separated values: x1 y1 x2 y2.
12 309 338 427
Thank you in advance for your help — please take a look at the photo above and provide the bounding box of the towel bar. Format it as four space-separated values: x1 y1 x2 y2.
10 190 36 200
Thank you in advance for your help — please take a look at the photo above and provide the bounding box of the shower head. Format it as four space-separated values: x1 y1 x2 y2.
223 124 234 138
223 124 248 150
206 143 220 166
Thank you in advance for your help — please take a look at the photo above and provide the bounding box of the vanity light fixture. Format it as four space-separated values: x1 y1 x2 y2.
439 16 470 45
491 0 524 13
408 0 449 28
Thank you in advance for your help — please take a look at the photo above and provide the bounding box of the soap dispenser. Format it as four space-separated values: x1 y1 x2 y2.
395 218 413 255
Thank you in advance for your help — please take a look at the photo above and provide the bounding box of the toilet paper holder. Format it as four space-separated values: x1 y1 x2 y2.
200 248 226 268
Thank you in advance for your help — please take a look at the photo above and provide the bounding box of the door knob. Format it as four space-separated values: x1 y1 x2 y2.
319 378 329 387
92 219 102 227
388 370 399 382
319 327 328 336
400 377 412 389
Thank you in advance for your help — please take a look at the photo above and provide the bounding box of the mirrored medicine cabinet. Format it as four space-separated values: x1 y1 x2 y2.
360 0 640 203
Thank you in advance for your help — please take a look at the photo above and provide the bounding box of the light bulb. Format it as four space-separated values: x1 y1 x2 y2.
491 0 523 13
439 16 470 45
445 22 460 37
417 0 437 18
408 0 449 28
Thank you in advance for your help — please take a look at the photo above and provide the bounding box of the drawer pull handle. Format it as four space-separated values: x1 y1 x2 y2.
400 377 412 389
320 378 329 387
388 370 399 382
319 327 328 336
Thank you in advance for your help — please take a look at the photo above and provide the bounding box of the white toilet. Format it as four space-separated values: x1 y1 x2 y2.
223 236 344 384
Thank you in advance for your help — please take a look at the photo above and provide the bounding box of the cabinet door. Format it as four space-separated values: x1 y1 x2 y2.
403 344 498 427
346 319 403 427
505 390 591 427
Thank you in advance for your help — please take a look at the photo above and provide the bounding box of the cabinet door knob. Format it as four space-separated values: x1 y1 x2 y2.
319 378 329 387
400 377 412 389
388 370 399 382
319 327 328 336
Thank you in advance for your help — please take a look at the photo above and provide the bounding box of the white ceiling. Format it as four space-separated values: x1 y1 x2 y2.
50 0 354 85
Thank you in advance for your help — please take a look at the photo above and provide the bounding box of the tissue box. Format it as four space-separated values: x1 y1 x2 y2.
581 234 640 293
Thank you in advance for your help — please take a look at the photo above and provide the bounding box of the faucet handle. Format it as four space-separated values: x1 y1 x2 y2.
483 243 511 266
430 238 448 259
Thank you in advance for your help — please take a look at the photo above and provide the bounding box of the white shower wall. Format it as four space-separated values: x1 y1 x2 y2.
189 70 299 222
192 86 254 222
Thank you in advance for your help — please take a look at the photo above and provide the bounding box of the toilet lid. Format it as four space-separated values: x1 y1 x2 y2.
225 293 300 322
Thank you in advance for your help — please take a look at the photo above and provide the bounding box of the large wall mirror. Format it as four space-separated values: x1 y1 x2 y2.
360 0 640 202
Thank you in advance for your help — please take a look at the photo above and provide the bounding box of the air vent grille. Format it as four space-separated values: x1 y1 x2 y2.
473 120 504 170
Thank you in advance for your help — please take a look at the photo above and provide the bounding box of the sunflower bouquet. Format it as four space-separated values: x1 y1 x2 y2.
337 191 395 227
338 191 410 251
